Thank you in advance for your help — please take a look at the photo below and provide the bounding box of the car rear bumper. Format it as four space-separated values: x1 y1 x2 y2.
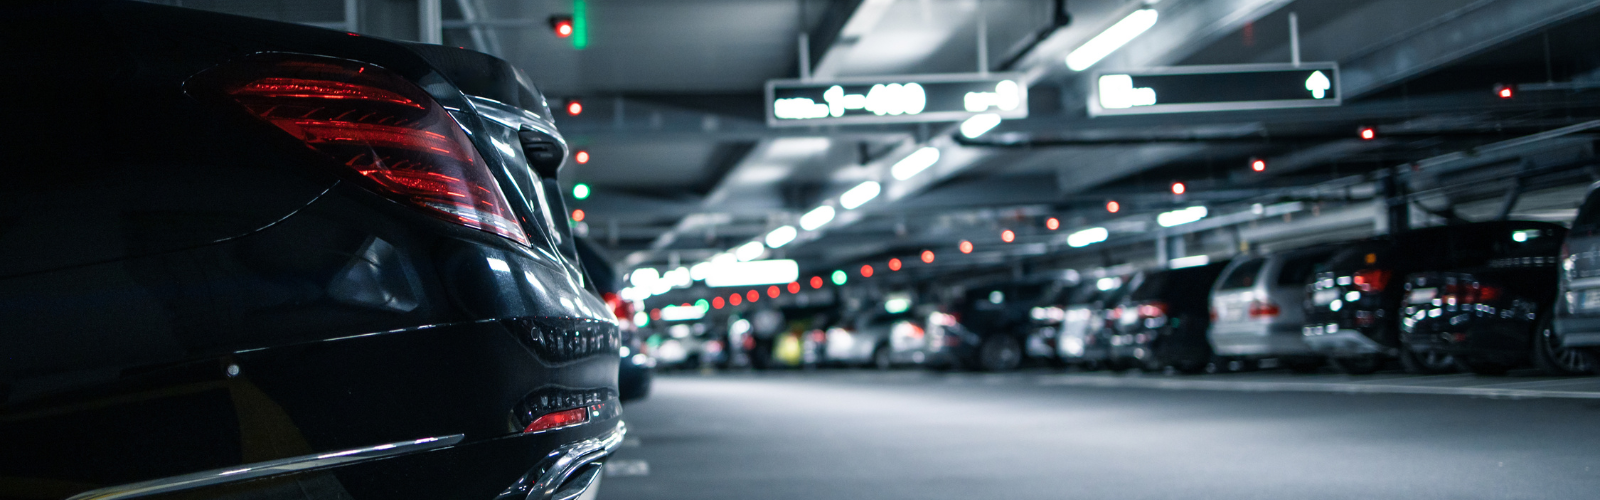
1210 325 1315 356
1554 315 1600 347
1 319 622 500
1401 314 1535 360
1303 324 1392 356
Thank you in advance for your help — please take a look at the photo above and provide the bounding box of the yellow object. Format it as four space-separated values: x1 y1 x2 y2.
775 332 803 366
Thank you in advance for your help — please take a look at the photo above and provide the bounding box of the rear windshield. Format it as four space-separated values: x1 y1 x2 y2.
1217 259 1265 289
1574 188 1600 232
1277 249 1336 285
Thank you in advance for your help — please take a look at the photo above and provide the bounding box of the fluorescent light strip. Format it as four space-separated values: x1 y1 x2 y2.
1157 206 1208 227
1066 9 1158 71
960 113 1002 138
839 181 882 210
765 225 798 248
734 241 766 261
1066 227 1109 248
891 147 942 180
800 205 836 230
1169 255 1210 269
704 259 801 287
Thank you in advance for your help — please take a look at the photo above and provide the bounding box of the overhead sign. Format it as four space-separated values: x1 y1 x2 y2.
766 73 1028 126
1088 63 1339 117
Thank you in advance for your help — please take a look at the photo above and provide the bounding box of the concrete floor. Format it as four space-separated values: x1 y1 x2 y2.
599 370 1600 500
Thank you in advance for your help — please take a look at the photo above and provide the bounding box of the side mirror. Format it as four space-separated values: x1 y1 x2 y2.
518 128 566 179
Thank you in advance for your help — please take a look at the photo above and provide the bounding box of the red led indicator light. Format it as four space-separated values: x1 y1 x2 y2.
860 264 874 278
1001 230 1016 243
888 258 902 271
810 276 824 289
959 240 974 254
575 150 590 164
1106 201 1120 213
921 250 935 263
1171 182 1186 195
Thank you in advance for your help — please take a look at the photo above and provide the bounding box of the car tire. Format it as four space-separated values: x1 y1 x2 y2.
1173 359 1208 375
1456 357 1512 376
1532 318 1595 376
1399 347 1457 375
1330 354 1382 375
978 336 1022 372
871 345 892 371
1103 358 1131 373
1283 357 1324 374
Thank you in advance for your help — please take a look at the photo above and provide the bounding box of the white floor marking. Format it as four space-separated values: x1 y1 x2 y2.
1034 374 1600 399
606 459 650 477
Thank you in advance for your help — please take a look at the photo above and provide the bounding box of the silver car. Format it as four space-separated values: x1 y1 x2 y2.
1208 247 1338 372
824 309 928 369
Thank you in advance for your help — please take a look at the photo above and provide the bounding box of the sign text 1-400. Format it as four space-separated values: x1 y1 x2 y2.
766 73 1028 126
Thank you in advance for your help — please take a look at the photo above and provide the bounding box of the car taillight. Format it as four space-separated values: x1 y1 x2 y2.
1248 300 1281 318
523 406 590 434
190 54 530 246
602 292 634 322
810 330 827 343
1352 269 1390 292
1136 302 1167 319
1441 282 1502 303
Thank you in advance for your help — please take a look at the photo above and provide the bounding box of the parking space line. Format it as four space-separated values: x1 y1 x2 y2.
1034 375 1600 399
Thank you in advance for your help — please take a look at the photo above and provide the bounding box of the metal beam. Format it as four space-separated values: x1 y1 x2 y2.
1341 0 1600 97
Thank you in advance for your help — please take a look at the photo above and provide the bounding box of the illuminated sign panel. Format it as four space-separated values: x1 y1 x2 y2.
1088 63 1339 116
766 73 1028 126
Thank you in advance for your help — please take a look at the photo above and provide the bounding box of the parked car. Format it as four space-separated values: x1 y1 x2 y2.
1305 221 1562 374
1396 223 1578 374
822 306 927 369
0 4 622 499
929 277 1072 371
1048 277 1130 370
1208 247 1339 373
577 237 653 401
1552 182 1600 374
1106 262 1231 373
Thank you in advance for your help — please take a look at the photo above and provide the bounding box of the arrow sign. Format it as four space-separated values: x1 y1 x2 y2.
1089 63 1340 116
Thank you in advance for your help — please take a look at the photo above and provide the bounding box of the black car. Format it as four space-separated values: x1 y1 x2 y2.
2 3 623 499
576 238 653 400
1105 262 1231 374
1398 223 1569 374
1305 221 1563 374
927 277 1070 371
1547 182 1600 374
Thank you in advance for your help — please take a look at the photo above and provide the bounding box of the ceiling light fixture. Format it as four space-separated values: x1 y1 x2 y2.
891 147 941 180
839 181 882 210
765 226 798 248
800 205 836 230
960 113 1002 138
1066 9 1159 71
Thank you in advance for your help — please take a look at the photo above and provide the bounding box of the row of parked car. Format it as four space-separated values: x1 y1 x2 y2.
638 186 1600 378
934 216 1596 376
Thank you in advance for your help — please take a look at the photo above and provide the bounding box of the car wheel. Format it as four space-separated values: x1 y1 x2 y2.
1455 357 1512 375
1532 319 1595 376
978 336 1022 372
871 345 892 371
1283 357 1324 374
1399 347 1456 374
1173 359 1208 375
1330 354 1382 375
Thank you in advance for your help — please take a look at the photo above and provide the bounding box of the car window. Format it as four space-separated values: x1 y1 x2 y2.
1127 272 1169 302
1573 188 1600 233
1277 250 1335 285
1217 259 1265 289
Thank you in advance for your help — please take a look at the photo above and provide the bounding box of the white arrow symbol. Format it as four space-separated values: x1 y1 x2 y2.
1306 71 1331 99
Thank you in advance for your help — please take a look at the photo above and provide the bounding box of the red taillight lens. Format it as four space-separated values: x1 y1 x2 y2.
1247 300 1281 318
523 407 590 434
1352 269 1390 292
194 55 530 246
1137 302 1167 319
1442 282 1502 303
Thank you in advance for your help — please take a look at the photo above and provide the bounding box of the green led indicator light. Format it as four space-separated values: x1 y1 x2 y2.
695 299 710 312
831 270 848 286
573 183 590 200
572 0 588 49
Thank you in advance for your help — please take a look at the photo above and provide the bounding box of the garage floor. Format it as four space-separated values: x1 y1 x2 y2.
600 370 1600 500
